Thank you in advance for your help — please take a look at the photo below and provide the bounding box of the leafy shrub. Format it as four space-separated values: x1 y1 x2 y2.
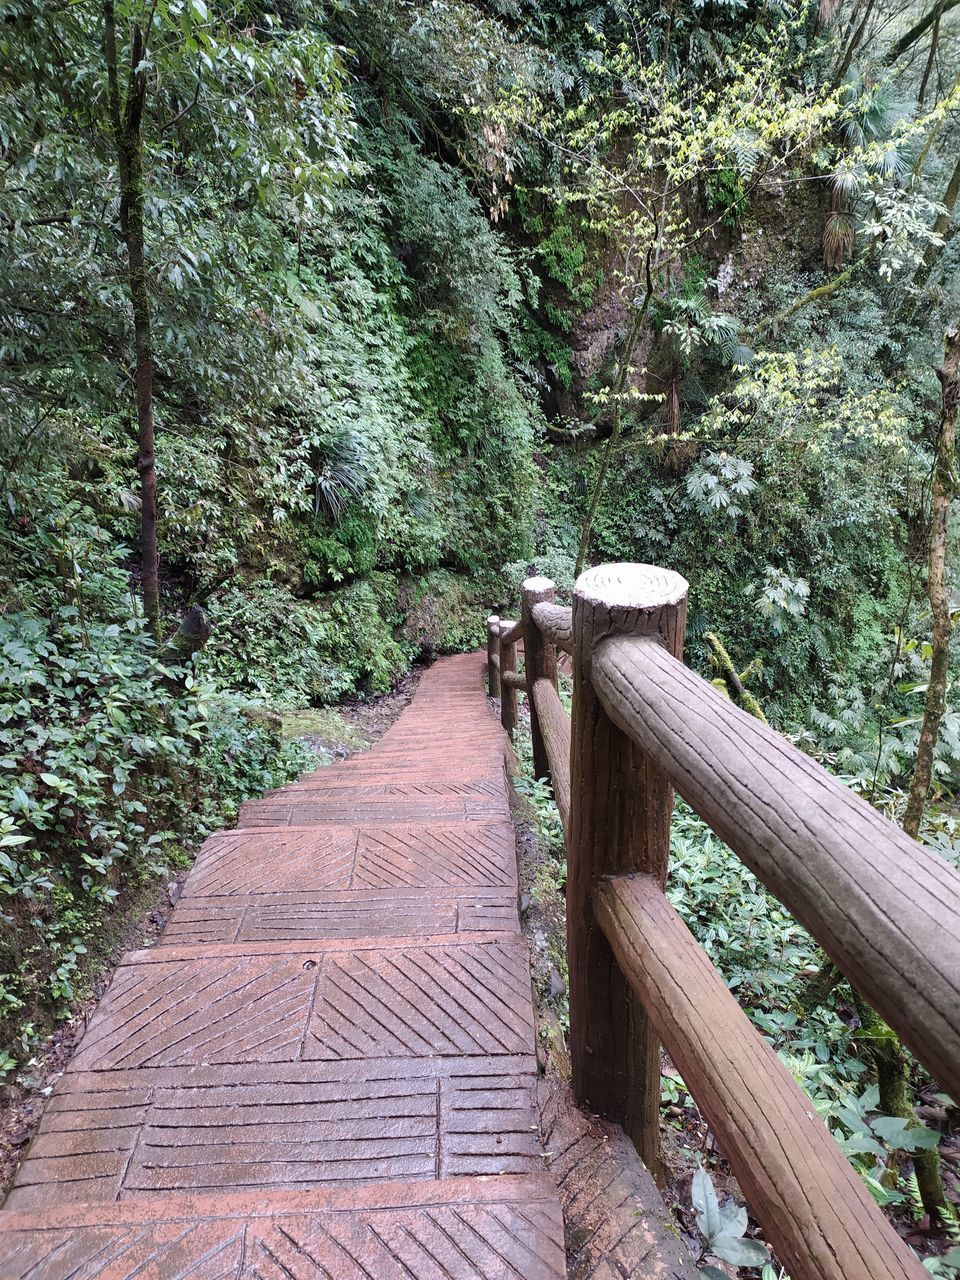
0 509 316 1063
197 695 317 825
198 582 334 708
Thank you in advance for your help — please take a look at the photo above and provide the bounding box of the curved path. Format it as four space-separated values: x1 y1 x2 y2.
0 653 566 1278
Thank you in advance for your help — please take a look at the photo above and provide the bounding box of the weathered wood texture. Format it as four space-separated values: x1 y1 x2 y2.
531 602 573 655
500 638 518 735
592 635 960 1102
501 669 526 690
486 615 500 699
522 577 559 785
537 1078 700 1280
530 678 571 832
568 563 688 1170
499 618 523 645
595 875 924 1280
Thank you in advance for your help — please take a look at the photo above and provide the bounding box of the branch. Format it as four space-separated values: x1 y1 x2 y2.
886 0 960 63
753 260 861 340
159 68 203 134
1 213 96 230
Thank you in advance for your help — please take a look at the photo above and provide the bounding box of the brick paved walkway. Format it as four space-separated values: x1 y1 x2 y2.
0 652 567 1278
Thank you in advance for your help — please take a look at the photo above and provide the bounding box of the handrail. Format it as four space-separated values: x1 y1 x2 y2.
482 563 959 1280
530 601 572 654
595 874 920 1280
593 633 960 1103
530 677 570 830
499 617 523 645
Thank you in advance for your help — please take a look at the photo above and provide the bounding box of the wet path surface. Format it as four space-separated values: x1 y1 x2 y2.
0 652 566 1278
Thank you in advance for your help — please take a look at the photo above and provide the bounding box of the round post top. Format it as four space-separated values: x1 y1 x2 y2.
574 563 688 611
522 575 556 594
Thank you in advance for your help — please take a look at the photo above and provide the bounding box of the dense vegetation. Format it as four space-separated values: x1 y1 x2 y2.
2 0 959 1263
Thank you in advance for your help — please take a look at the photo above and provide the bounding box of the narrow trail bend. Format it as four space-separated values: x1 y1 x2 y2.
0 652 567 1278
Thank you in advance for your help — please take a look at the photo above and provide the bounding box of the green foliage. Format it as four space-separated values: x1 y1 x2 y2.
692 1163 770 1273
0 0 546 1070
925 1247 960 1277
0 502 310 1058
705 168 749 227
197 582 336 707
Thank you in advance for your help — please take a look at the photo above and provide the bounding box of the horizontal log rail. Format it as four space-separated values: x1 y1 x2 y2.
592 634 960 1103
499 618 523 645
530 601 573 654
595 875 921 1280
483 563 960 1280
530 676 571 830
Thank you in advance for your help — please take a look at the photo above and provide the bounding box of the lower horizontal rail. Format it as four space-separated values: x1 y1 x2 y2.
531 678 571 830
594 874 924 1280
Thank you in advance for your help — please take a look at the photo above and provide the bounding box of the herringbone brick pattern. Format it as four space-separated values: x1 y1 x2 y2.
0 652 566 1278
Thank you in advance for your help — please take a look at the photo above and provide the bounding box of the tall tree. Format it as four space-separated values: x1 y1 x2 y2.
104 0 160 636
903 326 960 838
2 0 354 637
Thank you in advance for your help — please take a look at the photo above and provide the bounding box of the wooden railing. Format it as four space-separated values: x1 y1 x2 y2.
485 563 960 1280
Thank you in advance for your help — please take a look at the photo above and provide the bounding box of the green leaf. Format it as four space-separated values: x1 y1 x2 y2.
870 1115 940 1151
712 1232 771 1267
691 1164 722 1242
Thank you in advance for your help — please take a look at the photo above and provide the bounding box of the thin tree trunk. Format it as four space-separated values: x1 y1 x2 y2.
916 0 945 104
832 0 877 87
903 326 960 838
852 995 948 1220
905 155 960 309
105 1 161 640
575 286 653 576
125 135 161 641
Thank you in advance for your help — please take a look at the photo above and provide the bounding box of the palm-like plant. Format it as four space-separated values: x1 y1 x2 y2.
824 72 911 270
653 288 750 435
311 429 369 521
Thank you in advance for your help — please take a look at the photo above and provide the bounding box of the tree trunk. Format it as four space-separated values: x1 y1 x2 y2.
905 156 960 308
125 137 161 640
853 995 948 1223
832 0 877 87
886 0 959 63
916 0 945 104
105 2 161 640
575 287 652 576
903 327 960 839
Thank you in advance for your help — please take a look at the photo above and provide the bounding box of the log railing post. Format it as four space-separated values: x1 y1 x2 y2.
500 631 518 735
521 576 558 783
486 614 501 700
568 563 688 1172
